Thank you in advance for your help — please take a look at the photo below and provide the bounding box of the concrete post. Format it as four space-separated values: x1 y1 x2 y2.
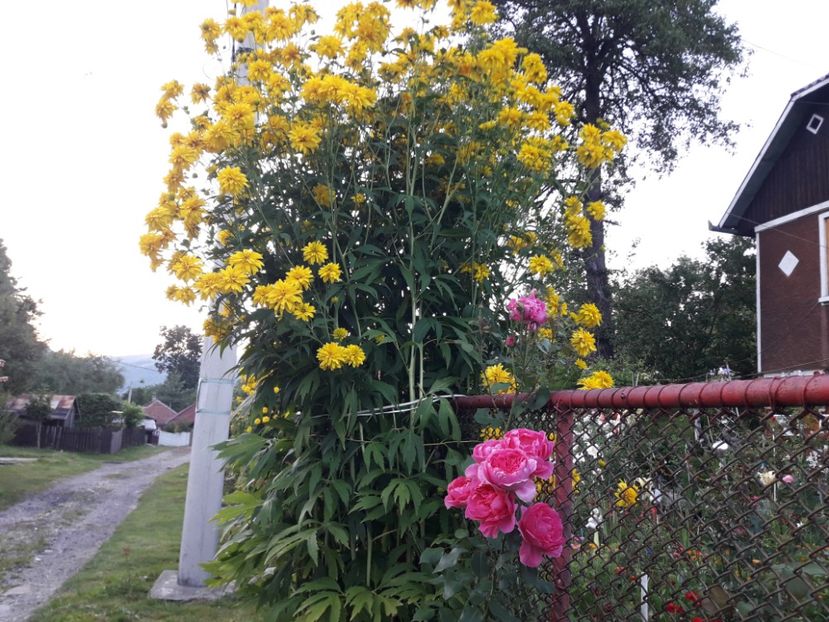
177 337 237 587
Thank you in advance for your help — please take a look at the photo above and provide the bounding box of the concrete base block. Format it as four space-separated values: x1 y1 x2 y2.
149 569 234 602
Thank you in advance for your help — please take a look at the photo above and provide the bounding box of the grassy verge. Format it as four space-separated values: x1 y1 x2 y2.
0 444 165 511
31 465 258 622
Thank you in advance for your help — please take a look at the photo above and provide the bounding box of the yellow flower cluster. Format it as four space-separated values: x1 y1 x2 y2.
528 254 555 277
461 262 491 283
614 480 640 509
578 370 614 391
563 196 593 250
316 342 367 371
576 124 627 169
507 231 538 253
482 364 517 394
479 425 503 441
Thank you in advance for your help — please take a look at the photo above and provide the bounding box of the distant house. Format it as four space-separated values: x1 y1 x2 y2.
168 402 196 429
142 398 179 427
6 395 81 428
716 72 829 375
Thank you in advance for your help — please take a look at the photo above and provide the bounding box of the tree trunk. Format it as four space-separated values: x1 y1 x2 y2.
584 178 614 358
583 57 615 358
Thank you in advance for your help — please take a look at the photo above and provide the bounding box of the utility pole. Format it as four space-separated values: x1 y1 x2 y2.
151 0 266 600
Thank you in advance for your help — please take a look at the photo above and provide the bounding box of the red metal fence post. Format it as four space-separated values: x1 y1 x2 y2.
550 406 574 622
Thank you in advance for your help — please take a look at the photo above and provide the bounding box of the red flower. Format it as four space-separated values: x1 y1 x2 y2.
665 602 684 614
685 590 701 603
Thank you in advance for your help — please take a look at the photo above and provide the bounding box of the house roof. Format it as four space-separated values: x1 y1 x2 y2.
5 394 78 420
169 402 196 427
142 398 179 425
717 72 829 234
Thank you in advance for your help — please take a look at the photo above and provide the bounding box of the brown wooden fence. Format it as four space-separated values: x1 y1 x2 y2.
12 423 148 454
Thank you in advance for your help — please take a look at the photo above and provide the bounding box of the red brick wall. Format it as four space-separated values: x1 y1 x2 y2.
758 211 829 373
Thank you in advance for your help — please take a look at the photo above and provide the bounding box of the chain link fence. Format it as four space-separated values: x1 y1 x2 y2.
456 376 829 621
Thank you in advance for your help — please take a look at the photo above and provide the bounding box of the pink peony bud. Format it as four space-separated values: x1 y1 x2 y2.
444 475 478 509
518 503 565 567
505 334 517 347
465 482 517 538
781 474 795 485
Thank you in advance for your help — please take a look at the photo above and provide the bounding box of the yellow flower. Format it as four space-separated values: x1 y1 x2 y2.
578 370 614 391
566 215 592 249
521 53 547 84
286 265 313 290
575 303 602 328
575 358 588 370
289 122 322 154
461 262 490 283
570 328 597 357
228 249 264 275
318 262 342 283
537 327 553 340
344 344 366 367
169 254 203 281
614 481 639 509
312 183 335 207
317 342 348 370
528 254 555 276
262 416 271 424
217 266 250 294
314 35 343 58
333 327 350 341
586 201 606 221
217 166 248 196
302 241 328 265
273 386 281 394
266 278 304 316
191 83 210 104
245 426 253 433
254 418 262 425
261 406 269 414
482 364 517 394
291 302 316 322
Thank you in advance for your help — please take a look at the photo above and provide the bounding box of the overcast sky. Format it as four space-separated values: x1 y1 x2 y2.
0 0 826 356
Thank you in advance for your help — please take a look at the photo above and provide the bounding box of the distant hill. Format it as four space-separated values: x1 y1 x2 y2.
114 355 166 390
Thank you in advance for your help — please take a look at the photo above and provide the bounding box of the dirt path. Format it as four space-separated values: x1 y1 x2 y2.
0 448 191 622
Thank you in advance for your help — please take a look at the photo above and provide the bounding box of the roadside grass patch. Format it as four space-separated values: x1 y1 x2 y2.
30 464 258 621
0 444 165 511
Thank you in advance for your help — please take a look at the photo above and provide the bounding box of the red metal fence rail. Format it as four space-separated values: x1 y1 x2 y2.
456 375 829 622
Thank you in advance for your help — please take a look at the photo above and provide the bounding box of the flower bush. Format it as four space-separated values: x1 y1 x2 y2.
141 0 623 619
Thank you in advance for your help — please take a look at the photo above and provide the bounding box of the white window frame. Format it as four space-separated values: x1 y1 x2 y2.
820 211 829 303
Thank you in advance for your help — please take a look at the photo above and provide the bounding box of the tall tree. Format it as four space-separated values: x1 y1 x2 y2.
613 236 756 381
152 325 202 391
494 0 745 356
0 239 45 394
32 350 124 395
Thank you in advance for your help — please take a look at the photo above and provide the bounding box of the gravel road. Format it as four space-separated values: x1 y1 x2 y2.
0 448 191 622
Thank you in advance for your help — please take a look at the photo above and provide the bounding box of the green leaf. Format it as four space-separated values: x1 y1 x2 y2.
434 547 464 573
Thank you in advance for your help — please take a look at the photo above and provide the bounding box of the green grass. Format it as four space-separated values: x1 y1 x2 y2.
31 465 259 622
0 444 166 511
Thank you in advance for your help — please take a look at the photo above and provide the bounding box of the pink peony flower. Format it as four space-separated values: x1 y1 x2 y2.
503 429 554 479
518 503 565 567
444 475 478 509
781 474 795 485
505 334 517 347
506 291 548 331
478 447 538 503
465 482 517 538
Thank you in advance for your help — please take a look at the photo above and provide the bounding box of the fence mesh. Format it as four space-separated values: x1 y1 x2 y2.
457 378 829 621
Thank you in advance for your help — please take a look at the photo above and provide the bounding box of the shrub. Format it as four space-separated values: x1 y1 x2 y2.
76 393 122 429
141 1 623 618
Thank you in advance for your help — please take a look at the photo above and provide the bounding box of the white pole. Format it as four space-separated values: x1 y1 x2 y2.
174 0 267 589
177 337 237 586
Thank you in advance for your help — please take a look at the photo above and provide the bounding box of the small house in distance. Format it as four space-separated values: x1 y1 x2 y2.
716 72 829 376
142 398 179 427
6 394 81 428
